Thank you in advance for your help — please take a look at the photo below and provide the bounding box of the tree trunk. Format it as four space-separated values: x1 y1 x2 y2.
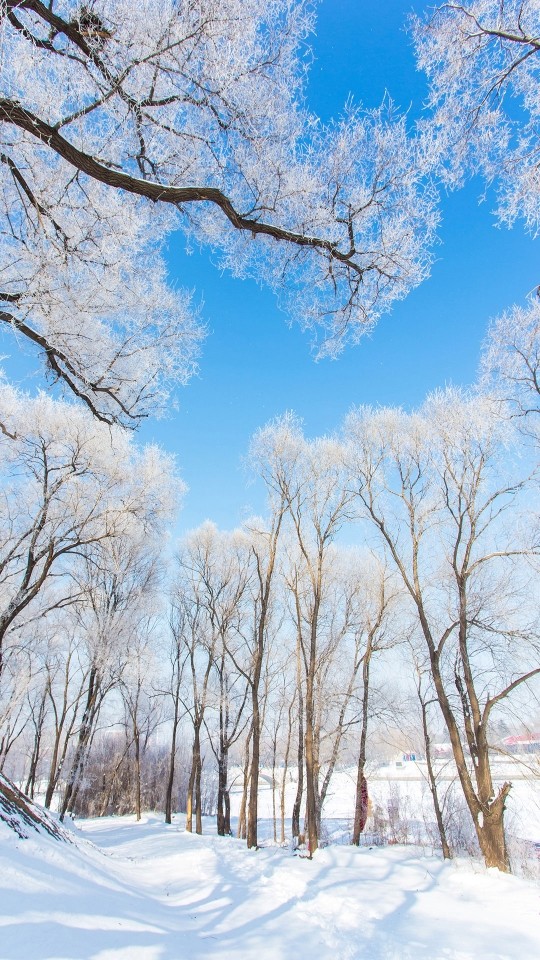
44 660 84 810
185 770 194 833
271 732 278 843
304 672 318 855
224 784 231 835
237 728 251 840
25 686 48 799
303 588 321 856
44 708 77 810
280 698 294 844
247 689 260 848
352 643 371 845
291 689 304 839
60 666 100 820
216 662 234 837
185 724 201 833
164 690 180 824
164 738 176 825
419 694 451 859
291 624 304 839
246 508 283 848
195 751 203 835
134 726 141 821
477 796 510 870
217 753 229 836
430 642 510 871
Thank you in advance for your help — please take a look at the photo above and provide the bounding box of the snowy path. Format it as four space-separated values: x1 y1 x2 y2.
1 814 539 959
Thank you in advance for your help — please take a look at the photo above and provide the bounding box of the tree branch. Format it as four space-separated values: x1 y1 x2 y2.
0 100 364 277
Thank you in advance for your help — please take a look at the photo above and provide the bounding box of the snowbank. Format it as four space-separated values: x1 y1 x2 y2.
1 812 539 959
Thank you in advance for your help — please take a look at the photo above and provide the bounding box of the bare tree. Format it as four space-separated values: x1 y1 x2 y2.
345 388 540 871
120 619 162 822
59 538 161 819
412 651 452 859
238 507 287 850
253 414 355 854
0 385 179 682
163 602 188 825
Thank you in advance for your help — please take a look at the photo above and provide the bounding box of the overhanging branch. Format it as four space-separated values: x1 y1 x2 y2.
0 100 364 276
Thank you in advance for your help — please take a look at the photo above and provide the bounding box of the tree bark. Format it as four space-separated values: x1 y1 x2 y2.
237 728 252 840
60 665 101 819
280 696 294 844
25 685 48 799
419 692 451 859
247 686 261 848
291 664 304 839
185 724 201 833
352 641 371 845
195 751 203 835
164 698 179 824
134 725 141 822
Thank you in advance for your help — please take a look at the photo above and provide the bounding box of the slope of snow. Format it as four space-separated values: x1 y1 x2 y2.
1 812 539 960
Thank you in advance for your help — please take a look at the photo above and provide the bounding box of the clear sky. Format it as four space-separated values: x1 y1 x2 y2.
135 0 538 535
3 1 538 537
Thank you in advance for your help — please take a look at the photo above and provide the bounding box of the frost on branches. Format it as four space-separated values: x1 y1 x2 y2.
0 0 437 423
0 381 180 679
343 388 540 871
482 292 540 431
413 0 540 234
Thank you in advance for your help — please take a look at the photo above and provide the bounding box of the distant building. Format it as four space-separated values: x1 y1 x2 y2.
394 751 420 767
502 733 540 755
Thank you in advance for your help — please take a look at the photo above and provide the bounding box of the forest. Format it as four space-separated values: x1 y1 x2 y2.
0 0 539 888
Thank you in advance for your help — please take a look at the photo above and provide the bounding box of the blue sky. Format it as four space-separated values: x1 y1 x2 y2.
138 0 538 534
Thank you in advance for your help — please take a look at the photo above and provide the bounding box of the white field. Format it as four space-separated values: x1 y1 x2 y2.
228 758 540 845
1 759 539 960
1 810 540 960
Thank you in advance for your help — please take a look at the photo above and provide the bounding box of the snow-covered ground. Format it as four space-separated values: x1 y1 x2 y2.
229 760 540 846
1 811 540 960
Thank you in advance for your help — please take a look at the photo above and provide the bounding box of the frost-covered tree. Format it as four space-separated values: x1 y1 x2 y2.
239 505 288 849
163 601 188 826
344 389 540 871
0 0 437 424
187 524 251 838
414 0 540 233
482 292 540 430
253 413 355 855
119 616 163 823
0 382 179 681
59 536 164 819
172 523 251 834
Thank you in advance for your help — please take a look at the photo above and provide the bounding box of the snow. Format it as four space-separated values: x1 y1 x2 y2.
1 813 540 960
227 763 540 846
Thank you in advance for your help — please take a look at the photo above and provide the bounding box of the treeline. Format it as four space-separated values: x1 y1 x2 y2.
1 307 540 873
